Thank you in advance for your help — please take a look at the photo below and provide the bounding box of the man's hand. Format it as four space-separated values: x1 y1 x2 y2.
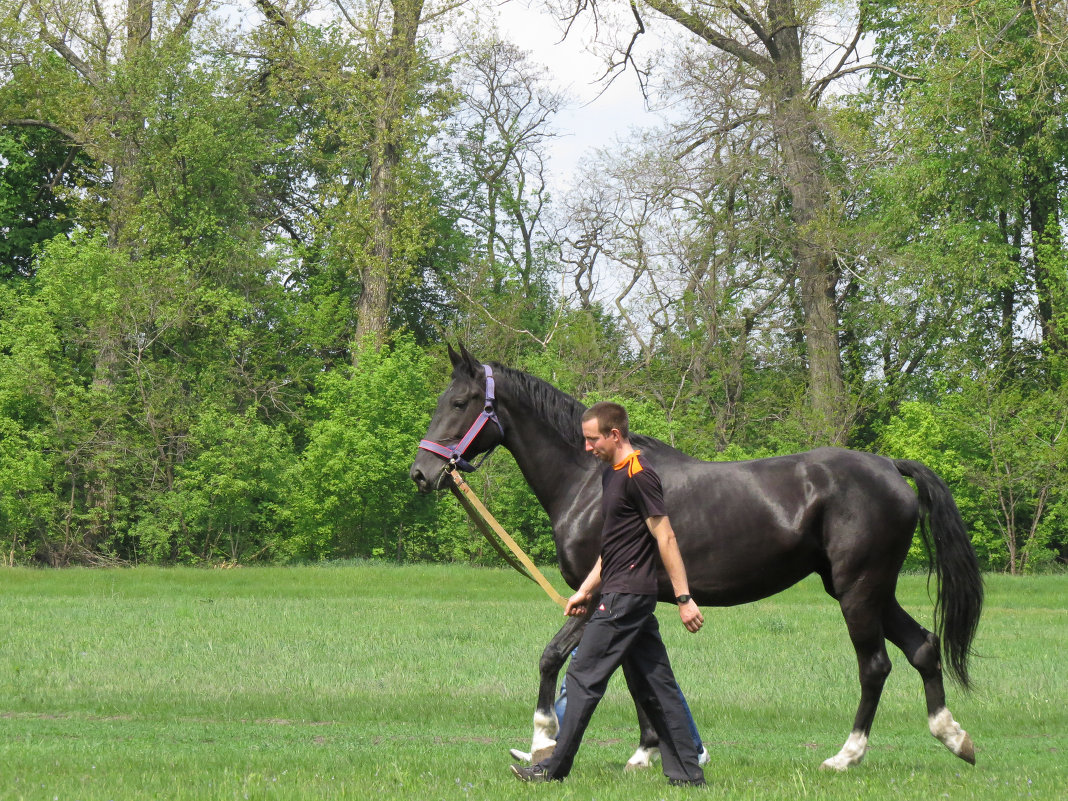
679 599 704 633
565 556 602 617
565 589 593 617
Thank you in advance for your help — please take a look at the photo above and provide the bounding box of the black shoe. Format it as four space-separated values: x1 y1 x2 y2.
510 763 555 782
667 776 707 787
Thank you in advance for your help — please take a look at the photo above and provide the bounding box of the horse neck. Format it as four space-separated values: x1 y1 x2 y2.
495 378 595 522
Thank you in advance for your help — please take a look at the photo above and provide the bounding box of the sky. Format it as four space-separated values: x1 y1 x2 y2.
489 0 666 187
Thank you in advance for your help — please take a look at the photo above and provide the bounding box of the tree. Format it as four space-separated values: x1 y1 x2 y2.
880 370 1068 573
357 0 431 341
0 4 324 563
0 1 224 544
0 1 217 245
555 69 816 451
864 0 1068 371
284 335 441 560
550 0 891 442
252 0 459 354
966 376 1068 574
445 31 567 354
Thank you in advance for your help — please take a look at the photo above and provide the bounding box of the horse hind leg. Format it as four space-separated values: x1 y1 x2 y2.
623 695 660 770
821 591 893 771
884 601 975 764
624 682 709 770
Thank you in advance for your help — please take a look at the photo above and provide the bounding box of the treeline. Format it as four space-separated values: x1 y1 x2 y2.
1 1 1065 572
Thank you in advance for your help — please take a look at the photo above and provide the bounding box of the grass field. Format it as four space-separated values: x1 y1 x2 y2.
0 564 1064 801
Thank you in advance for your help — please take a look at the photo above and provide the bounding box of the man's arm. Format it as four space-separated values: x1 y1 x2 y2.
564 556 603 617
648 515 704 633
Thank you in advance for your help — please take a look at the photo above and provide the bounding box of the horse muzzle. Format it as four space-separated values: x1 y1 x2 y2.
410 459 454 494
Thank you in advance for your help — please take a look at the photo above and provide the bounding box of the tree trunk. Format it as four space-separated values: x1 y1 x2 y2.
767 6 847 443
1028 161 1065 357
355 0 426 346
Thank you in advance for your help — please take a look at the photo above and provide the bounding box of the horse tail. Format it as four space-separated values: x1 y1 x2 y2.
894 459 984 688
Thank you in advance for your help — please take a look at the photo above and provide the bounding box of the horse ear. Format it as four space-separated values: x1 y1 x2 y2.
458 343 481 374
448 343 462 369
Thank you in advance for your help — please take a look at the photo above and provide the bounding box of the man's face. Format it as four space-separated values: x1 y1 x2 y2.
582 417 620 464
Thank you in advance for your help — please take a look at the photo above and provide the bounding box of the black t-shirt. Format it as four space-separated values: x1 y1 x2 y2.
599 451 667 595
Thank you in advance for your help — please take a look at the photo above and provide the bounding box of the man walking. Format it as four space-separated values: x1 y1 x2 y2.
510 401 706 787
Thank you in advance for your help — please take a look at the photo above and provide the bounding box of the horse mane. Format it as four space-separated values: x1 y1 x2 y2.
490 363 587 448
489 362 693 463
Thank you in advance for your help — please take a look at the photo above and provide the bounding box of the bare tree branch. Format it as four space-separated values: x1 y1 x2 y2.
643 0 774 74
727 2 769 45
451 280 564 348
674 112 767 159
810 19 864 103
38 28 101 86
809 62 922 102
2 118 83 144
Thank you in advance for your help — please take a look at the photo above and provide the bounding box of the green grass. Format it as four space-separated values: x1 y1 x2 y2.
0 565 1064 800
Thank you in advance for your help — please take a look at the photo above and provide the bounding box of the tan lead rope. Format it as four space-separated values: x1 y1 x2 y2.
448 467 568 608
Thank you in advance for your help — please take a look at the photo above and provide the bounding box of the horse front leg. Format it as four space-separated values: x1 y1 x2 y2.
523 612 590 764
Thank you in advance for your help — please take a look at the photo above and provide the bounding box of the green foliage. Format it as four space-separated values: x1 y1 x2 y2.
0 123 90 279
952 376 1068 574
132 407 293 564
464 456 557 564
283 336 441 561
0 415 53 564
125 48 271 265
879 400 995 568
858 0 1068 375
879 372 1068 572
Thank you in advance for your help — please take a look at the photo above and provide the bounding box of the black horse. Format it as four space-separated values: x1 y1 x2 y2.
410 345 983 771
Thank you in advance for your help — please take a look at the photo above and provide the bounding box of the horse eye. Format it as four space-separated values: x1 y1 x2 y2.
453 399 468 410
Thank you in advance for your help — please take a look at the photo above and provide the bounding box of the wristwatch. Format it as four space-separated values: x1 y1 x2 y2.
675 594 692 605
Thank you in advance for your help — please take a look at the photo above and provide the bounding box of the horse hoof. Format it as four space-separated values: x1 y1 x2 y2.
509 748 532 763
531 745 556 764
624 746 658 771
930 708 974 764
821 731 867 771
957 733 976 765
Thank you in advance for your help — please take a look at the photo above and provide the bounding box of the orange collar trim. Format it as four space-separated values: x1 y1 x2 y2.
613 450 643 476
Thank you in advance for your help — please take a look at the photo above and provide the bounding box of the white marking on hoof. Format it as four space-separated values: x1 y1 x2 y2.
624 745 659 771
930 708 975 764
821 731 868 771
531 745 556 764
530 710 558 763
509 748 532 763
698 745 710 766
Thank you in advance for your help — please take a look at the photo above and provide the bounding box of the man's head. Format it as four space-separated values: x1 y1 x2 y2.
581 402 629 463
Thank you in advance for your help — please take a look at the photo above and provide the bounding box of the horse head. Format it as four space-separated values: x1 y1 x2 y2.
409 343 505 493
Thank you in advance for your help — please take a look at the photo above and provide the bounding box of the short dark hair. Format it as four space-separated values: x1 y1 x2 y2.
582 401 629 439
